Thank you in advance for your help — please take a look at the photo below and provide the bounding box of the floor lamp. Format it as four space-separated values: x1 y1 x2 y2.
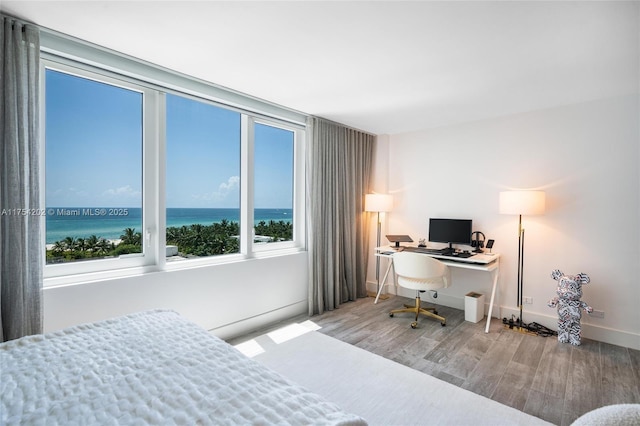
499 190 545 332
365 193 393 298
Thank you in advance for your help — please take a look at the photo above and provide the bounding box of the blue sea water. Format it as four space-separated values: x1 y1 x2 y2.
45 207 293 244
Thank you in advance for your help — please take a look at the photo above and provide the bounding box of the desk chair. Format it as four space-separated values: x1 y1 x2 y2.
389 251 449 329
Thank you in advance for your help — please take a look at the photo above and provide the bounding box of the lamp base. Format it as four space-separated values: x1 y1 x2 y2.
502 315 537 336
502 324 538 336
502 317 557 337
367 291 390 300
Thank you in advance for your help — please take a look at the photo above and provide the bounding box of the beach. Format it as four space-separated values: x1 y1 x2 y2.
45 207 292 244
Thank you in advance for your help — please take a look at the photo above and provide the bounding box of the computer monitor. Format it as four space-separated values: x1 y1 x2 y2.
428 218 472 252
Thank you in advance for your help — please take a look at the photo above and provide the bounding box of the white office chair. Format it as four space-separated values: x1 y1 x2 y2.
389 251 450 329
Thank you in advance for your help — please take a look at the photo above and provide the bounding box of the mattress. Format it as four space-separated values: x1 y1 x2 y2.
0 310 366 425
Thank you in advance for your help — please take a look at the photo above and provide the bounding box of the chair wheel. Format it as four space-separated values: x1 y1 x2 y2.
441 322 446 327
411 322 418 329
389 313 394 318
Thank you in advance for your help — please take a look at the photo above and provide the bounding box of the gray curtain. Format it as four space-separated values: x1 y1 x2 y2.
0 15 43 341
307 117 374 315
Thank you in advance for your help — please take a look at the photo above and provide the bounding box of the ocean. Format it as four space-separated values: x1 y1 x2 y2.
45 207 293 244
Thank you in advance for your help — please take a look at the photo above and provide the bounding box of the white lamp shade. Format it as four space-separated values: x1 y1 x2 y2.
365 193 393 212
499 191 545 215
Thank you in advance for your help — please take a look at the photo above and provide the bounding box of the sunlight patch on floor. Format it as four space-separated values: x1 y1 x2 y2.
299 320 322 331
268 323 311 344
234 320 322 357
234 339 265 357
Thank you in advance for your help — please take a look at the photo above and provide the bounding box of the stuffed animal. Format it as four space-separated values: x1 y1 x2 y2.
548 269 593 345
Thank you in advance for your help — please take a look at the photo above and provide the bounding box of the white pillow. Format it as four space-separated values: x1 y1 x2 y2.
572 404 640 426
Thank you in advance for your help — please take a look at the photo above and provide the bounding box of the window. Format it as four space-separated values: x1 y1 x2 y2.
253 122 295 247
165 93 241 259
45 68 146 266
41 41 305 281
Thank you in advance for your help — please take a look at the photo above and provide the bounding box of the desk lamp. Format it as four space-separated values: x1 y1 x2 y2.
365 193 393 297
499 190 545 332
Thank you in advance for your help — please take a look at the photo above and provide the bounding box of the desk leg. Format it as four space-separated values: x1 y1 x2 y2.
375 260 393 304
485 266 499 333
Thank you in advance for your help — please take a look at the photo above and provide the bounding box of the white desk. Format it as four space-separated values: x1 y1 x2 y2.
375 246 500 333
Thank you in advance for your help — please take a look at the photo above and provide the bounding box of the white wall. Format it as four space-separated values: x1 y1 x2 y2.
44 253 308 340
369 94 639 349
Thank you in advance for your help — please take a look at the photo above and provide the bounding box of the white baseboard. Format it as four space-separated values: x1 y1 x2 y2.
369 281 640 350
208 301 307 341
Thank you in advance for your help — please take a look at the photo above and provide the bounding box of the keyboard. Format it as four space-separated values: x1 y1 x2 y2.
403 246 474 259
403 246 446 255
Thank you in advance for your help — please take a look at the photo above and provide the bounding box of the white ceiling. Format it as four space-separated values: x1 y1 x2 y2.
2 1 638 135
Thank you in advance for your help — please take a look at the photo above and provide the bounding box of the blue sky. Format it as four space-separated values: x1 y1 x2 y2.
46 69 142 208
46 69 294 209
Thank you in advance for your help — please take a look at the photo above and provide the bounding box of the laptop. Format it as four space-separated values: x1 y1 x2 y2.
385 235 413 248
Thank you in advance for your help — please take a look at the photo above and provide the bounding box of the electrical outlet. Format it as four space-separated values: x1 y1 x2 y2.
590 310 604 318
523 296 533 304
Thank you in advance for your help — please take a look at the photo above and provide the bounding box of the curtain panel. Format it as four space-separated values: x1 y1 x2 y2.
0 15 43 341
307 117 374 315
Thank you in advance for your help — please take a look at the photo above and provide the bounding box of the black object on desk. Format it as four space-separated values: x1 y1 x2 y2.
403 246 474 259
449 252 473 259
403 246 444 255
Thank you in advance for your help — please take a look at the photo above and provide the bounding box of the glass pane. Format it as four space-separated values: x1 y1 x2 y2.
166 94 241 259
254 123 294 244
45 69 143 264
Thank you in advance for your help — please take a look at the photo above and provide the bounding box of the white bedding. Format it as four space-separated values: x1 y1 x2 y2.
0 310 366 425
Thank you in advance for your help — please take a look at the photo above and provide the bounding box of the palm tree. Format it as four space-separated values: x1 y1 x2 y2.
63 236 77 252
120 227 141 246
86 235 100 253
76 238 87 253
97 238 112 255
52 241 65 255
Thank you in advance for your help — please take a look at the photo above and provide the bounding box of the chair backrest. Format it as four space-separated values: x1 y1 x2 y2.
393 251 450 291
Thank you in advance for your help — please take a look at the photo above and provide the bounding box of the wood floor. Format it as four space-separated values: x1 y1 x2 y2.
230 295 640 426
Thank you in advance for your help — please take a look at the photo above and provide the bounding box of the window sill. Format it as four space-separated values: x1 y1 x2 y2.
163 246 306 272
44 264 163 289
44 247 306 288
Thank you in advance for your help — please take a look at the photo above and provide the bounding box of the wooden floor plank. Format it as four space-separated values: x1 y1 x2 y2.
461 332 520 398
600 342 640 405
523 389 565 426
564 341 602 416
441 332 493 380
423 321 479 365
512 331 546 368
530 336 572 398
629 347 640 386
492 363 538 411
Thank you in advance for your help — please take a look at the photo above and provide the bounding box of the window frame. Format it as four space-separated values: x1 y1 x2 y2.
163 91 244 261
250 117 304 254
40 31 306 285
42 59 160 280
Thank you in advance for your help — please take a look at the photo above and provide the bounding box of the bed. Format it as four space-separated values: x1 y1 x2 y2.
0 310 366 425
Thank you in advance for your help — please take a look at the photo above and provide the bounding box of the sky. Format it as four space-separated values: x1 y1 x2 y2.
45 69 294 209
